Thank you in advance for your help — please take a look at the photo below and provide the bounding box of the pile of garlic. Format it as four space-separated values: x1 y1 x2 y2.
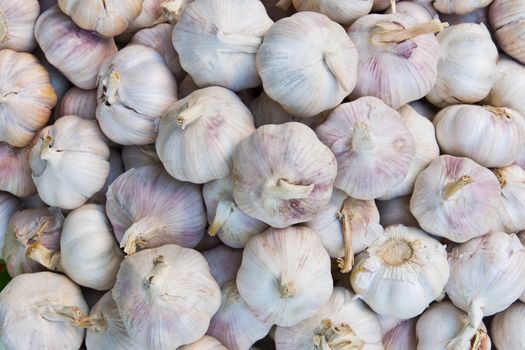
1 0 525 349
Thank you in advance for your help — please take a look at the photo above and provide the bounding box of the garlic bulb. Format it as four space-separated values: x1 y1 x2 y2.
434 105 525 168
486 57 525 117
350 224 449 319
106 165 206 254
35 6 118 89
372 0 399 11
410 155 500 242
173 0 273 92
180 336 228 350
236 226 333 327
291 0 373 24
89 148 124 205
121 144 160 171
233 122 337 228
383 318 417 350
0 0 39 51
30 115 110 210
416 301 491 350
195 233 222 251
439 7 490 26
156 86 255 183
490 166 525 233
96 45 177 146
112 244 221 349
202 244 243 286
275 287 383 349
426 23 498 107
445 232 525 349
385 1 435 23
489 0 525 64
58 0 143 37
434 0 494 15
125 0 164 34
56 87 97 121
0 142 37 197
257 11 357 117
0 192 18 259
0 50 57 147
34 48 70 102
0 272 88 350
348 14 443 109
316 96 415 200
377 195 419 228
491 302 525 350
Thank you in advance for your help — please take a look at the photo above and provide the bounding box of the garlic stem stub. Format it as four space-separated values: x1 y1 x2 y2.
383 318 417 350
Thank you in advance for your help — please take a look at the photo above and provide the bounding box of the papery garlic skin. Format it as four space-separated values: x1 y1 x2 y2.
30 115 110 210
350 224 449 319
35 48 70 102
157 86 255 184
434 105 525 168
56 87 97 121
434 0 494 15
490 166 525 233
257 11 358 117
0 50 57 148
377 195 419 228
113 244 221 350
410 155 500 242
125 0 164 34
0 142 37 198
202 244 243 287
0 0 39 51
491 302 525 350
173 0 272 92
426 23 498 107
486 57 525 117
89 148 124 205
0 192 18 259
385 1 435 23
179 336 228 350
233 122 337 228
35 6 118 89
383 318 417 350
489 0 525 64
121 144 160 171
236 226 333 327
275 287 383 349
291 0 373 24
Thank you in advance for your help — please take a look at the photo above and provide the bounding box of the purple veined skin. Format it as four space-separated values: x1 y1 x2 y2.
54 87 97 121
0 142 37 198
383 318 417 350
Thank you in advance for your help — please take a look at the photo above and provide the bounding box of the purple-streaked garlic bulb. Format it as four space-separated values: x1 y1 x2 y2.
445 232 525 349
156 86 255 184
233 122 337 228
0 272 88 350
489 0 525 64
112 244 221 349
434 105 525 168
275 287 383 349
410 155 500 242
106 165 206 254
416 301 491 350
426 23 498 107
0 142 36 198
490 166 525 233
486 57 525 117
173 0 272 92
0 192 18 259
385 1 436 23
0 0 39 51
383 318 417 350
202 244 243 286
180 336 228 350
377 195 419 228
257 12 358 117
439 7 490 26
316 96 415 200
121 144 160 171
236 226 333 327
305 189 384 273
35 6 118 89
3 207 63 278
290 0 373 24
434 0 494 15
491 302 525 350
30 115 110 210
348 14 443 109
0 50 57 148
89 149 124 205
96 45 177 146
55 87 97 121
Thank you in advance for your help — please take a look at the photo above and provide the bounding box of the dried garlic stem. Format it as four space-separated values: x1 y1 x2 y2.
0 13 7 42
26 242 62 272
176 104 204 129
144 255 169 289
208 198 234 236
446 300 484 350
443 175 473 200
351 122 374 151
484 106 511 119
101 71 120 105
120 217 155 255
471 329 490 350
40 305 85 324
337 199 354 273
275 0 292 10
160 0 185 23
324 52 350 91
217 30 262 54
377 19 448 43
492 169 506 189
263 178 314 200
76 312 107 332
40 135 54 159
313 319 365 350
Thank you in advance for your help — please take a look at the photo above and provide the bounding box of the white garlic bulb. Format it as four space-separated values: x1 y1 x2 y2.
121 144 160 171
89 148 124 205
350 224 449 319
426 23 498 107
383 318 417 350
96 45 177 146
35 6 118 89
0 0 39 51
385 1 436 23
56 87 97 121
490 166 525 233
491 302 525 350
202 244 243 287
316 96 415 200
0 192 18 259
156 86 255 183
416 301 491 350
275 287 383 349
377 195 419 228
113 244 221 349
445 232 525 349
489 0 525 64
0 142 36 198
348 14 443 109
236 226 333 327
106 165 206 254
173 0 272 91
257 12 357 118
410 155 500 242
233 122 337 228
30 115 110 210
486 57 525 117
291 0 373 24
179 336 228 350
0 50 57 148
0 272 88 350
433 0 494 15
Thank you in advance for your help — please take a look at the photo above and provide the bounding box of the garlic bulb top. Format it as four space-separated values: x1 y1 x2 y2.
30 115 110 210
383 318 417 350
112 244 221 350
35 6 118 89
233 122 337 228
257 11 358 118
173 0 272 92
56 87 97 121
486 57 525 117
489 0 525 64
106 165 206 254
433 0 494 15
236 226 333 327
0 50 57 148
275 287 383 349
121 144 160 171
490 166 525 233
0 0 39 51
156 86 255 184
377 195 419 228
348 14 442 109
0 142 37 198
179 336 228 350
410 155 500 242
202 244 243 287
58 0 143 37
96 45 177 146
291 0 373 24
426 23 498 107
491 302 525 350
316 96 415 200
0 192 18 259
